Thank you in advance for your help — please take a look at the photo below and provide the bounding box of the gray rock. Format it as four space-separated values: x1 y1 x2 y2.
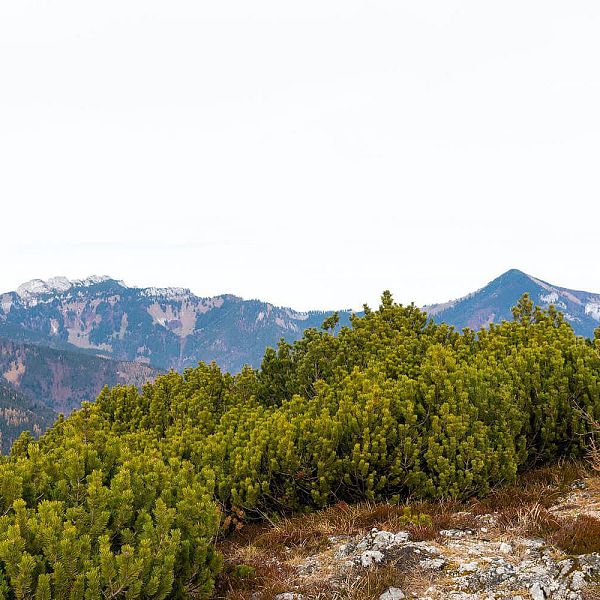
409 541 440 555
579 553 600 576
334 542 356 558
419 557 447 570
570 570 586 590
378 587 405 600
440 529 473 538
372 531 397 550
558 559 574 577
499 542 512 554
458 561 479 573
274 594 303 600
529 582 545 600
360 550 384 567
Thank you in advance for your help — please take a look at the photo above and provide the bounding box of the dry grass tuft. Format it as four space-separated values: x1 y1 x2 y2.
583 585 600 600
550 514 600 555
323 565 405 600
495 502 560 536
214 544 297 600
496 502 600 555
471 460 586 515
403 507 480 542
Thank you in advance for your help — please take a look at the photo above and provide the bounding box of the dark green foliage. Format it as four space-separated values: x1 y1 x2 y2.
0 294 599 597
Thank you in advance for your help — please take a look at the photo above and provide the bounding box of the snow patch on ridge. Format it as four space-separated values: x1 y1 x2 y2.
585 302 600 321
16 275 120 300
540 292 559 304
141 287 192 300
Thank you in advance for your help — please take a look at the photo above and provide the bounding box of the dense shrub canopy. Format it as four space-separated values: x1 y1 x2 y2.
0 294 599 598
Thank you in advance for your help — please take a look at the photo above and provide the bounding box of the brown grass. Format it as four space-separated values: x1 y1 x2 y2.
495 502 560 535
322 565 405 600
496 502 600 555
471 461 586 515
215 462 593 599
551 514 600 555
214 544 297 600
583 585 600 600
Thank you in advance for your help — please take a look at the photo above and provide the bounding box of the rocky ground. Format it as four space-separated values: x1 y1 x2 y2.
217 471 600 600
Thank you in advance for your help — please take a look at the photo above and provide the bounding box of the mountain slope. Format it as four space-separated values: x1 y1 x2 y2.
0 379 56 453
425 269 600 336
0 276 352 372
0 337 160 415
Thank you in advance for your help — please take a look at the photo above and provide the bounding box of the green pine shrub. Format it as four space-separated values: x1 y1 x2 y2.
0 293 599 597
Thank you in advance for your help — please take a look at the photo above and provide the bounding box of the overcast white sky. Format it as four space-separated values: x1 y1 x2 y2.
1 1 599 310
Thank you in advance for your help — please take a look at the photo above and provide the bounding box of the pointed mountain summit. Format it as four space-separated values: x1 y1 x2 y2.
425 269 600 336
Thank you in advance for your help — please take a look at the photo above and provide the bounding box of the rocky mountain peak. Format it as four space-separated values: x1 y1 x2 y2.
15 275 123 300
426 269 600 335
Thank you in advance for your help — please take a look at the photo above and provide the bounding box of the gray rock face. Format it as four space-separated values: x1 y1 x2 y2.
378 587 405 600
529 582 545 600
295 522 600 599
419 557 447 570
360 550 384 567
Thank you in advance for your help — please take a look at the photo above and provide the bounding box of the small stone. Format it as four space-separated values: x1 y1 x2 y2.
570 570 586 590
558 559 573 577
275 594 303 600
379 587 406 600
440 529 473 538
529 582 545 600
419 557 447 570
372 531 397 550
499 542 512 554
360 550 384 567
335 542 356 558
458 561 478 573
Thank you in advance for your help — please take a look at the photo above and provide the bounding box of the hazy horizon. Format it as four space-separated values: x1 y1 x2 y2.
3 1 599 310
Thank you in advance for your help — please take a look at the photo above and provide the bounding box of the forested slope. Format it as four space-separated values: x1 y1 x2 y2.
0 381 56 453
0 294 599 598
0 337 160 415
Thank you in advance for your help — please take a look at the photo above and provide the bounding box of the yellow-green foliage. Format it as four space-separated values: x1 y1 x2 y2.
0 294 599 598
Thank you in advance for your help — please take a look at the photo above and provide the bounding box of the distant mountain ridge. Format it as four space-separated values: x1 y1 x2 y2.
2 269 598 385
425 269 600 337
0 276 352 372
0 337 160 415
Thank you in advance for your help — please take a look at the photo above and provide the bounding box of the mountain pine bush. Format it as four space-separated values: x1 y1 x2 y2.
0 293 599 598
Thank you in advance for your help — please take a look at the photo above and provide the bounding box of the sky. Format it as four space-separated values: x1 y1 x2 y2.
1 1 599 311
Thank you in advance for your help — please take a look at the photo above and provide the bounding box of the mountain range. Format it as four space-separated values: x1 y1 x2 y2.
0 275 352 372
0 269 598 449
